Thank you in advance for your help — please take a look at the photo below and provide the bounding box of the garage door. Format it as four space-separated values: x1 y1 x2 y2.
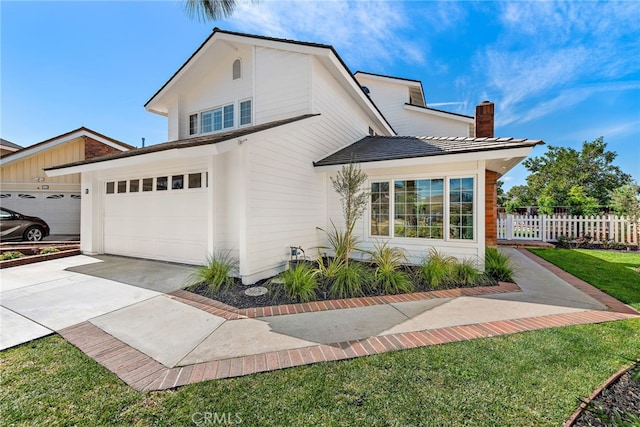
103 175 208 265
0 191 81 235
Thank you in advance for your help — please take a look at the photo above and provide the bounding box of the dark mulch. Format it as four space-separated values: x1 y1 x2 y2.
573 362 640 426
186 262 497 309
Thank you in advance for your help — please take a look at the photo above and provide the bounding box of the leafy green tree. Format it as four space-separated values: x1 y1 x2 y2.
184 0 238 21
566 185 600 216
609 183 640 219
522 137 631 210
504 184 535 209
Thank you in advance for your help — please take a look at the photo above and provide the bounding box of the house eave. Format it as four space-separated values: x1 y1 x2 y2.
404 104 474 122
314 146 536 173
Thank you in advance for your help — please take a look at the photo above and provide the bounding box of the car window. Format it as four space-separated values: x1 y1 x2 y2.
0 209 13 219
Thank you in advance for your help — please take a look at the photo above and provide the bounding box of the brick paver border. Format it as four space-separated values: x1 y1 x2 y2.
57 249 639 391
166 281 521 320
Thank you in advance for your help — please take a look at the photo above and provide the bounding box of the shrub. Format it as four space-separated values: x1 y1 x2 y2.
316 221 360 265
322 259 371 299
278 263 319 303
451 258 481 286
39 247 60 255
369 241 414 295
188 250 239 296
420 248 456 288
0 251 24 261
484 247 514 282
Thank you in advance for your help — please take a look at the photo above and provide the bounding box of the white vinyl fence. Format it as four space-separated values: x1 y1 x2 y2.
498 214 639 245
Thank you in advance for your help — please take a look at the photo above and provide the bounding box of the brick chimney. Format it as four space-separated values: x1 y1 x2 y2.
475 101 494 138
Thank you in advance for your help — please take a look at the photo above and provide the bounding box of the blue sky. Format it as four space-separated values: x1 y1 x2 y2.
2 1 639 190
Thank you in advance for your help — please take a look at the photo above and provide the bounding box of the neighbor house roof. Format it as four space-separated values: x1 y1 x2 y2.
144 28 395 136
0 127 135 166
0 138 23 151
314 135 544 166
46 114 319 172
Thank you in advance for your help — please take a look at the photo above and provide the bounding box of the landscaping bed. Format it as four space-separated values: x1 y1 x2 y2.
185 246 513 309
0 241 81 268
570 361 640 426
188 263 500 309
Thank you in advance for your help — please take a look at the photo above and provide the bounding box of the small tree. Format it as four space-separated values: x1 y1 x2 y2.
330 162 369 233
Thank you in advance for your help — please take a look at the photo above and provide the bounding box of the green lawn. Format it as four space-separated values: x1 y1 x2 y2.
529 248 640 310
2 319 640 426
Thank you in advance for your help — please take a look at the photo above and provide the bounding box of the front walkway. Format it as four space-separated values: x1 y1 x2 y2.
50 248 639 391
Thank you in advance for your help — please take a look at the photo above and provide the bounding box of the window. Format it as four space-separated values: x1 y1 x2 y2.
129 179 139 192
189 114 198 135
449 178 474 240
142 178 153 192
201 104 234 133
106 182 115 194
369 176 473 241
394 179 444 239
370 182 390 236
117 181 127 193
188 173 202 189
156 176 168 191
232 59 241 80
240 100 252 126
172 175 184 190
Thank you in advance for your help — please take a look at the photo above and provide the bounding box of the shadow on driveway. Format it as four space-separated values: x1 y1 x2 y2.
67 255 197 293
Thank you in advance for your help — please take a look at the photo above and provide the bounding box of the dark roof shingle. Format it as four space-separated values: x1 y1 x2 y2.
46 114 318 171
314 135 544 167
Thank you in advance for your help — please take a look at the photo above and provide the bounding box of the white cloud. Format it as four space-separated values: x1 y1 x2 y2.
228 0 425 68
478 1 640 126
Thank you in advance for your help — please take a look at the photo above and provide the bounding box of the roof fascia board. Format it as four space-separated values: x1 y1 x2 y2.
0 129 131 167
355 71 422 87
314 146 534 172
404 104 474 123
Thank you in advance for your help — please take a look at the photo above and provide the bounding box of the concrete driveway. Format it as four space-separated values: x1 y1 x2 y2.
0 255 196 350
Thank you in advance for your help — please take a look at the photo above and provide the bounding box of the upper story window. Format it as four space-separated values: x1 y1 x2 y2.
232 59 242 80
240 99 252 126
189 99 252 136
201 104 234 134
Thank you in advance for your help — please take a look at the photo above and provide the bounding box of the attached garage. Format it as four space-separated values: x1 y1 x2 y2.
0 191 81 235
102 173 208 265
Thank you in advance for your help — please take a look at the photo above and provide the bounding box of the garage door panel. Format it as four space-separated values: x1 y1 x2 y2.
104 191 208 265
0 192 80 235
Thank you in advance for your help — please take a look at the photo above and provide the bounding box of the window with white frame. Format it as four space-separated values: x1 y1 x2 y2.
370 176 474 241
189 99 252 136
239 99 252 126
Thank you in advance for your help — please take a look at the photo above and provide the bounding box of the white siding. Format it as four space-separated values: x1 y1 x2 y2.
169 44 254 140
214 149 241 261
356 76 471 137
254 47 311 123
239 59 386 283
327 160 486 267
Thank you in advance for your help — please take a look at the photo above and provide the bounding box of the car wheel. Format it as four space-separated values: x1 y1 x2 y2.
24 226 44 241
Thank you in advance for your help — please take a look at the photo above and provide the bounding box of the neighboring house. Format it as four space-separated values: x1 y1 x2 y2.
1 128 134 235
1 138 23 158
46 28 542 283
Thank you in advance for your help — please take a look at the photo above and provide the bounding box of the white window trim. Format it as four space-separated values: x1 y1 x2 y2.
188 98 253 136
367 174 477 243
238 98 253 127
104 171 207 196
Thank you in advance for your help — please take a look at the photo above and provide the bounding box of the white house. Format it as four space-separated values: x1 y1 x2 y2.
46 28 542 283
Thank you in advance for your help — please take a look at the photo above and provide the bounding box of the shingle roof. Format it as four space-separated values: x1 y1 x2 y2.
46 114 319 171
0 138 22 150
314 135 544 166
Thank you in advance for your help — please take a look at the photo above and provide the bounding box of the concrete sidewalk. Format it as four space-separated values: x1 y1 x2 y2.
2 249 638 391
